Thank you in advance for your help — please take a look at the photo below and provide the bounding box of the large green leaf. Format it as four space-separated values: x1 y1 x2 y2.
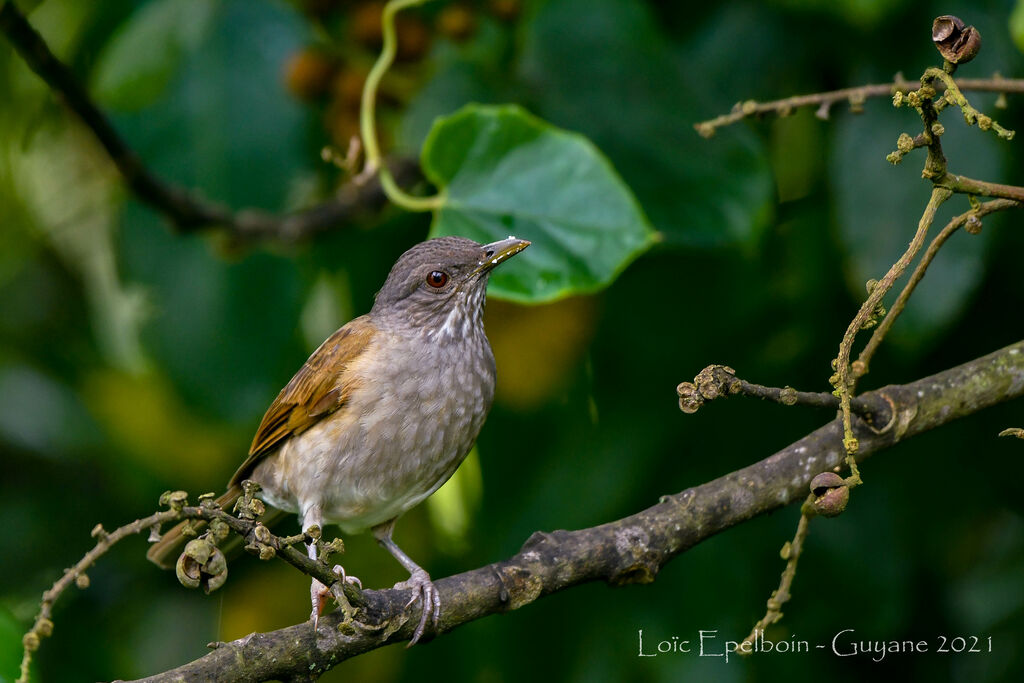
423 104 656 303
92 0 218 111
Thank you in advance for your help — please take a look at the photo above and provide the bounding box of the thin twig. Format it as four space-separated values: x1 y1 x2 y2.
694 74 1024 137
17 509 181 683
676 364 891 429
857 198 1023 372
736 495 815 653
834 187 951 484
933 174 1024 203
842 72 1023 420
0 1 419 243
924 67 1016 140
16 492 361 683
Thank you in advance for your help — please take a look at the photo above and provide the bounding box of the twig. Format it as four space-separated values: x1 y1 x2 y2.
694 74 1024 137
933 174 1024 203
834 187 951 484
923 67 1016 140
17 509 181 683
16 490 362 683
676 364 891 429
123 339 1024 682
835 68 1023 466
857 198 1023 372
737 495 815 652
0 1 419 243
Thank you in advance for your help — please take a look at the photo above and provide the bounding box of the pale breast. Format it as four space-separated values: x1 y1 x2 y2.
259 324 496 533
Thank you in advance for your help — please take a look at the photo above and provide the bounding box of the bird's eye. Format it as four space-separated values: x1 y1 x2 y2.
426 270 449 288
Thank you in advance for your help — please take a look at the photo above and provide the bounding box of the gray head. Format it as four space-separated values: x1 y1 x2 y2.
371 236 529 336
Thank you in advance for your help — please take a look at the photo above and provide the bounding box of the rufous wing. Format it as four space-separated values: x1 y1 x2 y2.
228 315 376 486
147 315 376 570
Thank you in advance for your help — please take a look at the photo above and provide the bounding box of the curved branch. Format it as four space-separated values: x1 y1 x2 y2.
129 339 1024 682
0 1 419 243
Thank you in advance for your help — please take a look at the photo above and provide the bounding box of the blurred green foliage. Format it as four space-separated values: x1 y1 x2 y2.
2 0 1024 682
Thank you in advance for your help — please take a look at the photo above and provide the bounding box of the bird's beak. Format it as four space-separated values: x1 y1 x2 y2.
473 237 530 276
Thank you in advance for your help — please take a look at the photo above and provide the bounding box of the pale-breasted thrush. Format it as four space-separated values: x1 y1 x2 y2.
148 235 530 644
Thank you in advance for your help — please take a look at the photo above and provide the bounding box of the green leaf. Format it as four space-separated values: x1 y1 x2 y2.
423 104 657 303
92 0 218 111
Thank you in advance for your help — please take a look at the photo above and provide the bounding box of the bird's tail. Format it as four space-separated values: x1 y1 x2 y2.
146 486 242 569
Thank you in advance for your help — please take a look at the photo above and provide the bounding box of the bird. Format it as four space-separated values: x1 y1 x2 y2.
147 235 530 645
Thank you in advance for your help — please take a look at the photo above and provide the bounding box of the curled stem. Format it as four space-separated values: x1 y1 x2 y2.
360 0 444 212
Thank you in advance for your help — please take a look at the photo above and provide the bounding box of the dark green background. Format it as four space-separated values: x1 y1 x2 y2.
2 0 1023 681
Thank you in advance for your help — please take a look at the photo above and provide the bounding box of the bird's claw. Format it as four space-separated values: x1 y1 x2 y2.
333 564 363 591
311 579 328 631
394 568 440 646
310 566 362 631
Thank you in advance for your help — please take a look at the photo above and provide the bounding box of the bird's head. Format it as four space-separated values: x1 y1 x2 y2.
372 236 529 336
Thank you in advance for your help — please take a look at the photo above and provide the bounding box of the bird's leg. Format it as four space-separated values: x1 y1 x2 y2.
302 506 329 630
302 506 360 630
372 518 440 646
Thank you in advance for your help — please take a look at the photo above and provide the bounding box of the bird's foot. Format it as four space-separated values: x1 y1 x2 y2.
311 566 363 631
334 564 362 591
328 565 363 622
310 578 329 631
393 567 440 646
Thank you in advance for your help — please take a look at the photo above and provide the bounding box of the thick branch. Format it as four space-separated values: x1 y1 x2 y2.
0 1 419 243
130 340 1024 682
